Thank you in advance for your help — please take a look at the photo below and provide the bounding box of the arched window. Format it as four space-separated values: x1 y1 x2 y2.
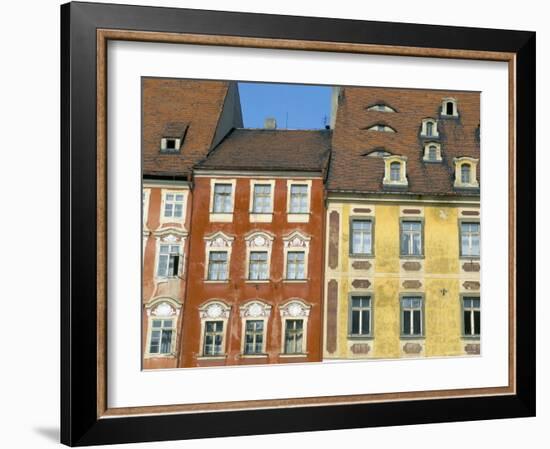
426 122 434 137
446 101 454 116
428 145 437 161
390 162 401 181
461 164 471 184
441 98 458 117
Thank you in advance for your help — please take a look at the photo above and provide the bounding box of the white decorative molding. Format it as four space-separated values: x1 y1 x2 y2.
152 302 176 317
240 300 272 318
145 296 182 316
153 226 188 241
245 230 275 248
279 299 311 318
199 300 231 319
282 230 311 248
204 231 235 248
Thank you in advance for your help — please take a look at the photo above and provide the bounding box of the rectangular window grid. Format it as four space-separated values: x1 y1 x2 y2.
351 220 373 255
203 321 224 356
401 296 423 337
213 183 233 213
244 320 264 354
401 221 422 256
350 296 372 336
164 193 184 218
157 244 180 277
463 297 481 337
252 184 272 213
289 184 308 213
149 319 174 355
461 222 480 257
286 251 305 280
284 319 304 354
207 251 228 280
248 251 268 280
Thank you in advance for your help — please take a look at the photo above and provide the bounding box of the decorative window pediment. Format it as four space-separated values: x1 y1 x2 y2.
145 297 182 317
199 300 231 320
204 231 235 248
279 299 311 318
240 300 272 318
282 230 311 249
154 227 187 242
244 230 275 248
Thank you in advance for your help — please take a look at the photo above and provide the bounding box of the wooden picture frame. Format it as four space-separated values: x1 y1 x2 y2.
61 1 535 446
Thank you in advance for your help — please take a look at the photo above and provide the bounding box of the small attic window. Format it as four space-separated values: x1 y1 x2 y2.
160 122 188 154
364 149 392 158
421 118 439 138
366 124 396 133
367 103 397 113
441 98 458 117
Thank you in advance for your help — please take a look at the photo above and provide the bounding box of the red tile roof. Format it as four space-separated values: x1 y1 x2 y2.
328 86 480 195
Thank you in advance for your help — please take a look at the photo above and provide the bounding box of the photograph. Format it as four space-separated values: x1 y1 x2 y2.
142 79 481 369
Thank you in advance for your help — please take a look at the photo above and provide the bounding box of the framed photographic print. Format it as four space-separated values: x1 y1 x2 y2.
61 1 536 446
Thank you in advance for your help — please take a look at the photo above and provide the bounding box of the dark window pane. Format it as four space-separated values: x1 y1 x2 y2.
351 311 360 334
464 311 472 335
413 310 421 335
474 311 481 335
403 311 411 335
361 310 370 335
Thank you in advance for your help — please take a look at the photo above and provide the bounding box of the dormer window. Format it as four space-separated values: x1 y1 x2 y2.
423 142 442 162
367 103 397 113
441 98 458 117
160 122 188 153
453 157 479 189
383 155 408 188
363 148 392 158
421 118 439 137
366 124 396 133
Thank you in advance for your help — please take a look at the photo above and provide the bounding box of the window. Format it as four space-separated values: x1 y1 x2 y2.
207 251 228 281
284 319 304 354
446 101 454 115
351 219 373 255
244 320 264 354
461 164 471 184
428 146 437 160
163 192 184 218
157 244 180 277
213 183 233 213
390 162 401 181
252 184 272 213
441 98 458 117
366 124 396 133
421 118 439 137
367 103 396 112
350 296 372 337
400 221 422 256
148 318 174 355
248 251 268 280
160 138 181 153
286 251 305 280
203 321 224 356
426 122 434 136
460 222 480 257
401 296 423 337
462 297 480 337
289 184 308 213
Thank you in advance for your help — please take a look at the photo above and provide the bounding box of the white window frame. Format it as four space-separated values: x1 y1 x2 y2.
144 297 181 358
198 300 231 359
142 188 151 229
382 155 408 187
203 231 235 282
462 296 481 338
249 179 275 223
239 300 272 356
153 233 185 280
244 231 275 283
421 118 439 137
209 179 236 222
460 221 480 258
159 189 187 225
400 295 424 338
279 299 311 356
282 230 311 282
286 179 312 222
453 157 479 188
441 97 459 117
160 137 182 152
423 142 443 162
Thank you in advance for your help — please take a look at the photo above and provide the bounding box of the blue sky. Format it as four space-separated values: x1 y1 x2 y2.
238 82 333 130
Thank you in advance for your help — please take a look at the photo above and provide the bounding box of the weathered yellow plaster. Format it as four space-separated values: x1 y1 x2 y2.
372 278 400 357
424 207 459 274
374 205 400 274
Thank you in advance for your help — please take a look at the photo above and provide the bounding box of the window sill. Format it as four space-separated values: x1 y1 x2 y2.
347 335 374 340
144 353 176 359
349 253 375 259
278 353 309 358
209 212 234 223
287 213 310 223
400 336 425 340
203 280 230 284
239 353 269 359
399 255 425 260
282 279 308 283
461 336 481 341
249 212 273 223
197 355 227 361
245 280 270 284
459 256 480 260
155 276 182 282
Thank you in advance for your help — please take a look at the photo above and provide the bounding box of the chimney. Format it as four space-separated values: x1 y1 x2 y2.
264 117 277 129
